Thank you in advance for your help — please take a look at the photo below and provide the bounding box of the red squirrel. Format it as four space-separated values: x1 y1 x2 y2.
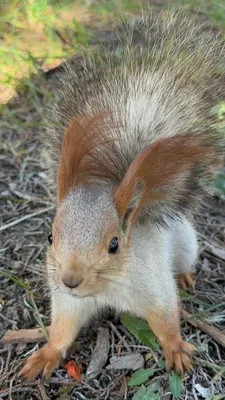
20 9 224 381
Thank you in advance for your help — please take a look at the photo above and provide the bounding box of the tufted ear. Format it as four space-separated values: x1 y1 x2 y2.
57 112 116 204
114 134 211 227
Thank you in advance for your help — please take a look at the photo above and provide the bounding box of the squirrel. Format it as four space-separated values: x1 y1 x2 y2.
20 9 224 381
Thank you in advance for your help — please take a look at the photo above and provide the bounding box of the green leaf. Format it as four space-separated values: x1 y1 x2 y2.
169 372 183 398
128 368 155 387
0 270 30 290
157 360 166 369
132 384 160 400
121 314 159 351
132 385 148 400
121 314 149 342
139 329 160 351
147 381 160 393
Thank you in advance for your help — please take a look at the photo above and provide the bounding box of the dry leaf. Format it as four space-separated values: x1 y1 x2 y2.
106 353 144 370
64 360 82 380
194 384 211 398
86 327 110 378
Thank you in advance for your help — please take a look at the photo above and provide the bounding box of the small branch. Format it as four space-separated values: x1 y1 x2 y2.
2 310 225 349
182 310 225 347
0 206 54 233
0 326 50 345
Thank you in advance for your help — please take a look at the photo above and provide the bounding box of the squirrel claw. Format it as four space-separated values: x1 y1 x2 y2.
178 273 196 290
164 341 196 375
20 346 61 382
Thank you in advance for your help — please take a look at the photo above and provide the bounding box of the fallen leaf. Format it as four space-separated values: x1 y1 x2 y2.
121 314 159 351
132 385 147 400
169 372 183 398
157 360 166 369
145 353 152 361
86 327 110 378
121 314 149 342
106 353 144 371
138 329 159 351
132 383 160 400
128 368 155 387
194 384 211 398
64 360 82 380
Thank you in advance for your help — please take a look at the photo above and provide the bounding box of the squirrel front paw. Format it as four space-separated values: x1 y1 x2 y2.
163 340 196 374
20 345 61 381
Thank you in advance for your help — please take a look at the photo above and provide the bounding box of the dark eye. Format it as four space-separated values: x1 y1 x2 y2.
108 237 118 254
48 232 53 245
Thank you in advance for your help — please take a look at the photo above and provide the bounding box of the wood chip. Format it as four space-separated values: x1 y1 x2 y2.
106 353 144 371
207 244 225 261
182 310 225 347
86 327 110 379
0 206 54 233
0 326 50 344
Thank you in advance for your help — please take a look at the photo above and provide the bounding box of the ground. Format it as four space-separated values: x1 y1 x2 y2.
0 1 225 400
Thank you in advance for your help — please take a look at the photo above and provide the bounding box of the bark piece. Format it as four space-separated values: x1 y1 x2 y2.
86 327 110 378
0 326 50 344
182 310 225 347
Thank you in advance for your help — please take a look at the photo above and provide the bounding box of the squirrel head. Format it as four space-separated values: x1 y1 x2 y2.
46 112 212 297
47 184 130 298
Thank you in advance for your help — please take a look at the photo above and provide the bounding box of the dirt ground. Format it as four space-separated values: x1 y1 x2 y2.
1 9 225 400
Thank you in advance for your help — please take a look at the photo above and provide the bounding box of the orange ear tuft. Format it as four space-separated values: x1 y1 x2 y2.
57 112 118 204
114 134 212 221
57 117 87 204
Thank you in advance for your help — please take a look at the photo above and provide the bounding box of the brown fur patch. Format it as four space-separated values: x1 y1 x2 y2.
114 134 212 220
146 306 196 374
20 311 80 381
57 112 119 203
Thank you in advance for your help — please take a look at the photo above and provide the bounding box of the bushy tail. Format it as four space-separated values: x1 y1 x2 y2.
44 8 225 224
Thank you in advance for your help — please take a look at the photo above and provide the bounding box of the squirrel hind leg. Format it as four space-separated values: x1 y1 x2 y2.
177 272 197 290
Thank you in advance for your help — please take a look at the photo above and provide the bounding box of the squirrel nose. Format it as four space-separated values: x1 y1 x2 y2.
62 275 83 289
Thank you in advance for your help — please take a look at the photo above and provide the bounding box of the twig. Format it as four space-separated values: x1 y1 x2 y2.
2 309 224 351
0 206 54 233
0 326 50 345
0 313 17 327
4 345 12 373
182 309 225 347
38 381 51 400
108 322 131 353
9 185 50 204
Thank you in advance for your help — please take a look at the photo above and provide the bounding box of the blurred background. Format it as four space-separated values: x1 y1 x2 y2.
1 0 225 103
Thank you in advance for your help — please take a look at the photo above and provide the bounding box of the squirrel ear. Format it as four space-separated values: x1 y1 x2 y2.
114 134 211 226
118 181 145 229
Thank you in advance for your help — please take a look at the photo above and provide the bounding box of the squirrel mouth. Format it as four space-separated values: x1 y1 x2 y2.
71 292 94 299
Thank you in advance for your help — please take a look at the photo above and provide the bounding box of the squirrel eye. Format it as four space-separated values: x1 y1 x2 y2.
108 237 118 254
48 232 53 245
